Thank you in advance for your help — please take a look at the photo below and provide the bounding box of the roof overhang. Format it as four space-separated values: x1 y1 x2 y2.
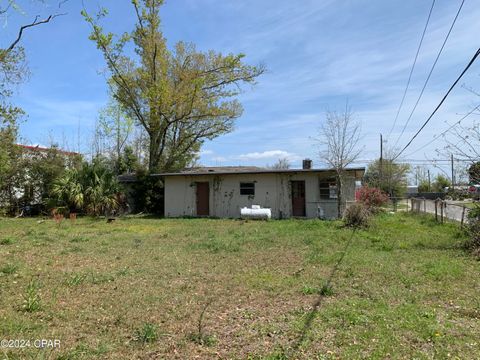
152 167 366 178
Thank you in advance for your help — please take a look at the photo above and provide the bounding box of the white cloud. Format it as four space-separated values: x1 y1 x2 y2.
199 149 214 156
237 150 300 161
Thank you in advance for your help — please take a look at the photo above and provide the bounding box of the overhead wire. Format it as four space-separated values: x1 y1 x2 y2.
393 47 480 160
386 0 436 141
403 102 480 157
392 0 466 149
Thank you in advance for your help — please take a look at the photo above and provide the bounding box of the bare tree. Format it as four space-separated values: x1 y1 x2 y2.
269 157 290 169
317 106 362 217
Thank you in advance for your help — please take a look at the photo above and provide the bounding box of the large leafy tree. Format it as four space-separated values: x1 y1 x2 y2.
364 159 410 197
83 0 265 173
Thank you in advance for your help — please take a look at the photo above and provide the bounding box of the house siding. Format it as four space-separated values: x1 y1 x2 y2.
164 171 357 219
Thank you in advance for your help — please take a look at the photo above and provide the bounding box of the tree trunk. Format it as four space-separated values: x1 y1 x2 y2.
336 172 343 219
148 133 161 173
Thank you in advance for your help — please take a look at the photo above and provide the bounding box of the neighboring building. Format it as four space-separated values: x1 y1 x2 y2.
18 144 80 158
158 162 365 219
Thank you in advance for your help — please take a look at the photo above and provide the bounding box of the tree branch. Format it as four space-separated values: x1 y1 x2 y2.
6 13 66 53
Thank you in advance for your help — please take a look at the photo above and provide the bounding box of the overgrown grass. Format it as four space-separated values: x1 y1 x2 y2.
0 212 478 359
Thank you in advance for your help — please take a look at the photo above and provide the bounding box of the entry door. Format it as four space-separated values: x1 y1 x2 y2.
291 181 306 217
196 182 210 216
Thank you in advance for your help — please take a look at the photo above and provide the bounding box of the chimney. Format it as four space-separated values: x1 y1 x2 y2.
302 159 312 170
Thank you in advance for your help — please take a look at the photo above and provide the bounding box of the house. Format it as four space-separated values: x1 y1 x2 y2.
157 160 365 219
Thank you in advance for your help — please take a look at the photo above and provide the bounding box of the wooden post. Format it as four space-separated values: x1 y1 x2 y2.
435 200 438 222
440 201 444 224
424 198 426 213
461 206 466 227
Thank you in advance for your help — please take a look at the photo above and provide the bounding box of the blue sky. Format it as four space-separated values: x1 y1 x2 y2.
3 0 480 171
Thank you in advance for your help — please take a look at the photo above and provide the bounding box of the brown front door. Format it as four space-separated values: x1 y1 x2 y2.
291 181 306 217
196 182 209 216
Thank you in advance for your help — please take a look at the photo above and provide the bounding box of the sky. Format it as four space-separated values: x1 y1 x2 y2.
3 0 480 173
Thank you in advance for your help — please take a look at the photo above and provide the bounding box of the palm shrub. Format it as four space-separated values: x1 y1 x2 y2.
81 159 119 216
51 168 84 213
51 158 121 216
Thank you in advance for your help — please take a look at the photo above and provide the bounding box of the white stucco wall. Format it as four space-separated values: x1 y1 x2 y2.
164 171 358 219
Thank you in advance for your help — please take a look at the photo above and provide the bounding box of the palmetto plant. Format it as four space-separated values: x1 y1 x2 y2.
51 159 120 216
51 169 84 211
82 160 119 216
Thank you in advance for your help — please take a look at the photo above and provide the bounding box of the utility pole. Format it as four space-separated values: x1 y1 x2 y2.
380 134 383 187
451 154 455 191
428 169 431 192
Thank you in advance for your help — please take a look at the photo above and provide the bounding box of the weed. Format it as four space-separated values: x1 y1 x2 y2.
0 237 14 245
23 280 41 312
188 300 216 346
0 263 18 275
64 273 88 287
319 283 334 296
302 285 320 295
133 323 158 344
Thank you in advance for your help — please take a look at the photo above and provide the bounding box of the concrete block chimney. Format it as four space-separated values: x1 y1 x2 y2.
302 159 312 170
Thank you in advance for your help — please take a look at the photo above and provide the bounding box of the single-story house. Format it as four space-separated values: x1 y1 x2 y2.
156 161 365 219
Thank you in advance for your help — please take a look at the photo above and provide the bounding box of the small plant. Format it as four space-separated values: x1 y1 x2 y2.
344 203 370 228
64 273 88 287
301 285 319 295
0 237 14 245
23 280 41 312
319 283 334 296
188 300 216 346
0 263 18 275
133 323 158 343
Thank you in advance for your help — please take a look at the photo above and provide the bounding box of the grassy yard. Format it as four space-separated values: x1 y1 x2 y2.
0 213 479 359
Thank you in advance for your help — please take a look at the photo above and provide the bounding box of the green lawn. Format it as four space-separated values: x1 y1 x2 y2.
0 213 478 359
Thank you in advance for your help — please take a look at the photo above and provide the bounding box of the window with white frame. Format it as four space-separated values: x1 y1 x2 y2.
319 178 337 199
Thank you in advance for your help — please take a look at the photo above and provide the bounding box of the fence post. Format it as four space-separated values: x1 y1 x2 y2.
440 200 444 224
461 206 466 228
423 198 426 213
435 200 438 221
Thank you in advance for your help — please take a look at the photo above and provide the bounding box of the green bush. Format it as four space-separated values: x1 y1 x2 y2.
466 206 480 258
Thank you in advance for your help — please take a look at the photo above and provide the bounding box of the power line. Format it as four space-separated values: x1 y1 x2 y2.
393 47 480 160
386 0 436 141
392 0 465 149
404 103 480 157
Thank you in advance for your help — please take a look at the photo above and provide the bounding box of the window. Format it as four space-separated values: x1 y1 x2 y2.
320 179 337 199
240 182 255 195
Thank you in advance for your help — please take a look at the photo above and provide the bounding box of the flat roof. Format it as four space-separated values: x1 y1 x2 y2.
153 166 365 177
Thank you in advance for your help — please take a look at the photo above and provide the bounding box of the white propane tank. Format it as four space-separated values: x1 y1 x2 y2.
240 205 271 220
